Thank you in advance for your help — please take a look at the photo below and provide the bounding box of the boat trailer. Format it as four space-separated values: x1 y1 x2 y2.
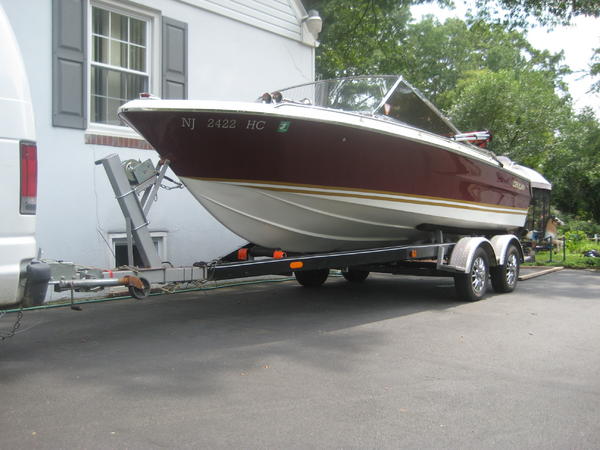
44 154 524 304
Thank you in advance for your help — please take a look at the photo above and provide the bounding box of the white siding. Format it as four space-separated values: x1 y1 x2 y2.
179 0 304 41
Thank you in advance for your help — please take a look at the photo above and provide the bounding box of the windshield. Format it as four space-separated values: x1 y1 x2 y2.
275 76 459 137
277 76 398 113
377 79 459 137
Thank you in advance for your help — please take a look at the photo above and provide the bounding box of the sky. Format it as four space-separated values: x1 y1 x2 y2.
411 3 600 115
526 16 600 115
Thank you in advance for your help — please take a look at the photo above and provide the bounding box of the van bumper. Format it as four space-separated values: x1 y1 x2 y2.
22 260 50 307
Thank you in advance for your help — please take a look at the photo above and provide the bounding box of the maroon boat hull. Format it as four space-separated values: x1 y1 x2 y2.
122 110 530 209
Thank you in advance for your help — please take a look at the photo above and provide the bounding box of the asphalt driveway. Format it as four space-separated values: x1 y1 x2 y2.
1 269 599 449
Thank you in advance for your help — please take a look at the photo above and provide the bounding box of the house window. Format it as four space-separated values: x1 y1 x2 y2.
53 1 186 131
109 232 167 267
90 5 149 126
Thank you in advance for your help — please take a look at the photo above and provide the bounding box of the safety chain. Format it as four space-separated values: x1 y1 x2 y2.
160 175 183 191
157 259 221 294
0 308 24 342
204 259 220 282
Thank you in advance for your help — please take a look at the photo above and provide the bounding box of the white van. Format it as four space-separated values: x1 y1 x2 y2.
0 5 49 308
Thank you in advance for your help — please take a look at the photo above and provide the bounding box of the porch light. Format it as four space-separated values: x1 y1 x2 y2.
303 10 322 40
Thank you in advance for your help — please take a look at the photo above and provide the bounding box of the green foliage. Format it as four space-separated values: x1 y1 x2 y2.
544 108 600 222
399 17 569 106
525 251 600 269
311 0 415 78
445 69 569 166
564 230 588 252
591 48 600 93
473 0 600 26
308 0 599 97
558 214 600 235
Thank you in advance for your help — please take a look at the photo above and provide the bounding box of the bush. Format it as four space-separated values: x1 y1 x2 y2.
559 217 600 236
564 230 591 253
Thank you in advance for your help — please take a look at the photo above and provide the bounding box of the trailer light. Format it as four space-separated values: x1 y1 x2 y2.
273 250 286 259
290 261 303 269
409 249 417 258
20 141 37 215
237 248 249 260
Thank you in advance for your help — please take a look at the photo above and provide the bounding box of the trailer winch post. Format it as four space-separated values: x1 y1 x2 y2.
95 154 162 268
141 160 170 216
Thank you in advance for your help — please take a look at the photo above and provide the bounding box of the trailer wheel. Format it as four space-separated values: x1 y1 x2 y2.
128 278 150 299
342 269 369 282
294 269 329 287
454 247 489 302
491 244 520 293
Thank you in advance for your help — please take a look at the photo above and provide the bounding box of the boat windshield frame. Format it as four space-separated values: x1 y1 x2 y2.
274 75 460 137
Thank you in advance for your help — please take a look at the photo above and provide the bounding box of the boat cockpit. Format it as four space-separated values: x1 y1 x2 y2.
262 75 460 138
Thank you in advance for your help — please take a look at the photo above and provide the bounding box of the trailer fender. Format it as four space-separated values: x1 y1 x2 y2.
447 237 496 273
489 235 524 266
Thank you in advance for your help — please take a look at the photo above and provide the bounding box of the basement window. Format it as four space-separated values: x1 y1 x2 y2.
109 232 166 268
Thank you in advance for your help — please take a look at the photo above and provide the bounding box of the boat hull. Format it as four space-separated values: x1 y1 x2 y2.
120 101 531 252
185 177 528 252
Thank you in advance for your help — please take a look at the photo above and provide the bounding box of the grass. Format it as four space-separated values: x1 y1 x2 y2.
523 249 600 269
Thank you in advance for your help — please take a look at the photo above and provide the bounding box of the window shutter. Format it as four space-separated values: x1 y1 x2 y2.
52 0 87 129
162 17 188 99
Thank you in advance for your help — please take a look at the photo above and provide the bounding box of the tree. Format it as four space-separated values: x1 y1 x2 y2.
309 0 415 78
544 108 600 222
307 0 599 102
398 17 569 108
473 0 600 26
307 1 569 96
445 69 570 166
591 47 600 93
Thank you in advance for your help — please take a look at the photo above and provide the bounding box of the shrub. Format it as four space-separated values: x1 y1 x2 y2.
559 218 600 236
564 230 589 253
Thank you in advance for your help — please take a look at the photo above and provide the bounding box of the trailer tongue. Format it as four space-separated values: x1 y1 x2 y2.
47 154 523 303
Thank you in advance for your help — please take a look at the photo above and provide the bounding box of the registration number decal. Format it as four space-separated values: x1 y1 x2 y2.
182 117 272 131
207 118 237 129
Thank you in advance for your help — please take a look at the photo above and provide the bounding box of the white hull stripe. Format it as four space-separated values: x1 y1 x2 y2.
187 177 528 216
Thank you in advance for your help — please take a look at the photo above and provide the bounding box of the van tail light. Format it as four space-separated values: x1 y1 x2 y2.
20 141 37 215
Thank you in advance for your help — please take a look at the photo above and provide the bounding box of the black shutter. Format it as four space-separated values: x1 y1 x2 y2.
52 0 87 129
162 17 188 99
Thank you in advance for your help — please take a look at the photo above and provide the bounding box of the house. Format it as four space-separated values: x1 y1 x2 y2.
2 0 319 281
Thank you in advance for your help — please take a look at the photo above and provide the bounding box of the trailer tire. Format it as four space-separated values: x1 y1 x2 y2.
491 244 520 293
342 269 369 283
128 278 150 299
295 269 329 287
454 247 489 302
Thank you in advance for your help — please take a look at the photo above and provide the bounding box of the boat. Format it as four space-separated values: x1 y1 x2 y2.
118 75 544 253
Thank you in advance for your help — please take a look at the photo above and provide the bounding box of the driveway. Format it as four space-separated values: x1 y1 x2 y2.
1 270 599 449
